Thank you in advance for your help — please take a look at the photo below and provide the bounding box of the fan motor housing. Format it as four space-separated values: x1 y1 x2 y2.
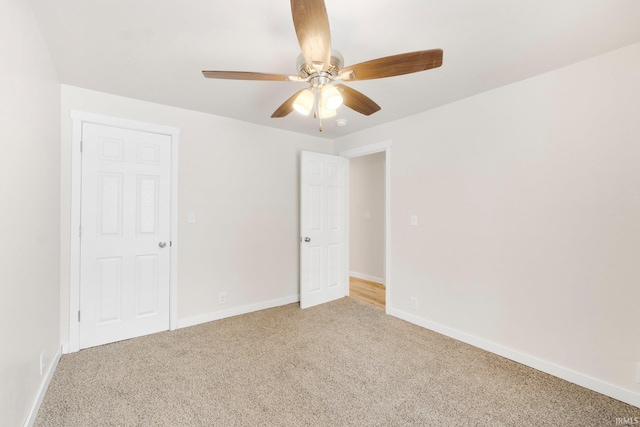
297 50 344 78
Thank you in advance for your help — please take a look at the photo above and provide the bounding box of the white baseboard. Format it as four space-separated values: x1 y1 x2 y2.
177 294 300 329
24 345 62 427
387 308 640 409
349 271 385 285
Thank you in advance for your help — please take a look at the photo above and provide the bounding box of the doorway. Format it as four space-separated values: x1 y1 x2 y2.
348 152 386 310
340 140 392 312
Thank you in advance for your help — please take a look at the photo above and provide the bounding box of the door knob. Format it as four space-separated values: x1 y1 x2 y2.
159 242 167 248
304 237 311 242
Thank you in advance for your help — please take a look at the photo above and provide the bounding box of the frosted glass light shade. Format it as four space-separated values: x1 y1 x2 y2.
321 84 343 110
319 105 337 119
293 89 314 116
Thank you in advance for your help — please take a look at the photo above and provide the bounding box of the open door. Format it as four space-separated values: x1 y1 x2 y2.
300 151 348 309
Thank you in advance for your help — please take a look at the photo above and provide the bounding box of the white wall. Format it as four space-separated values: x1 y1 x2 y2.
334 42 640 405
0 0 61 425
349 152 385 283
59 85 332 342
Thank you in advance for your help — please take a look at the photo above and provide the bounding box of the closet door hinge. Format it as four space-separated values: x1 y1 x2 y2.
78 310 81 322
80 140 83 153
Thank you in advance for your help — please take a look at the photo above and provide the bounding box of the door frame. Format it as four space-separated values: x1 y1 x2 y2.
339 140 392 312
68 111 180 353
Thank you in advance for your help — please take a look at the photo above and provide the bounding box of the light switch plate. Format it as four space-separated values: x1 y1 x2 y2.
365 212 372 220
188 213 196 224
411 215 418 226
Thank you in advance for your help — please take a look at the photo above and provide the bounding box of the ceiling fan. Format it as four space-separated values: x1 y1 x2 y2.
202 0 443 130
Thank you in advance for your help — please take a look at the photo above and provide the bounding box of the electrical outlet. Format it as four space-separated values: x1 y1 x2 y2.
39 351 45 375
636 362 640 384
410 297 418 310
218 292 227 305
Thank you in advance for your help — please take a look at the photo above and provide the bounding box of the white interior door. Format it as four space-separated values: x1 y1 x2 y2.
79 123 171 349
300 151 348 309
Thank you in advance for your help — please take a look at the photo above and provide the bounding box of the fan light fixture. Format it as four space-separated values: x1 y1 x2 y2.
318 104 337 119
293 88 315 115
293 84 343 117
321 84 343 110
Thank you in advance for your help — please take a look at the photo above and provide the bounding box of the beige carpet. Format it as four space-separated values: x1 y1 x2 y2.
36 298 638 426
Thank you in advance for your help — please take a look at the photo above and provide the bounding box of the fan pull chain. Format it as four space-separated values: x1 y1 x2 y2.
315 86 323 132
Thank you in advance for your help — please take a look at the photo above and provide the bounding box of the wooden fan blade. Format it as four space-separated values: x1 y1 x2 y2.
339 49 443 81
335 84 381 116
291 0 332 70
202 70 295 81
271 88 307 118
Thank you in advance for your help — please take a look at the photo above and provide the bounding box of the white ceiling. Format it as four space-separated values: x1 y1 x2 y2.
29 0 640 139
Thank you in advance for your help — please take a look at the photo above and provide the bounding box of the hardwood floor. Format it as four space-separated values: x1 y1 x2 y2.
349 276 385 310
